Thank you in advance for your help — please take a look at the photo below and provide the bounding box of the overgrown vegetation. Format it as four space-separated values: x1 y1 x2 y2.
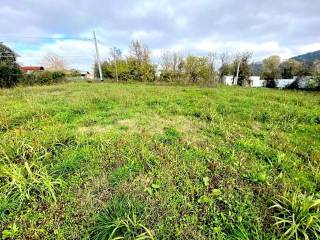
0 82 319 239
22 70 66 86
0 43 66 88
0 43 21 88
271 193 320 239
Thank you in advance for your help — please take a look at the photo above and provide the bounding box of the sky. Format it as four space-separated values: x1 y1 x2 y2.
1 0 320 71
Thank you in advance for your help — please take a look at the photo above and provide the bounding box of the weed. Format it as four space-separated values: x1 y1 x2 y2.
90 199 153 240
271 192 320 239
0 162 63 203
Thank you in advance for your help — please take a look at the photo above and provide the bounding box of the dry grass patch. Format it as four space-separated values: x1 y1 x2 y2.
78 125 113 134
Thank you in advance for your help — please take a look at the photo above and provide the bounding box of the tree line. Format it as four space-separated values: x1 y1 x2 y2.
96 41 320 88
1 40 319 88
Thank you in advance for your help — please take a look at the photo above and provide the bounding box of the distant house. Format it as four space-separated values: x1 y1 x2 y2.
21 66 45 74
248 76 266 87
222 76 266 87
80 71 94 79
222 75 312 89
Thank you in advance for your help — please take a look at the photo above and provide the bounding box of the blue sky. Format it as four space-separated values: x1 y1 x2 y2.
1 0 320 71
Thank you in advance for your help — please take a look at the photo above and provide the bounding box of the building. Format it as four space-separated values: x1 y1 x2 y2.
222 75 312 89
21 66 45 74
222 76 266 87
222 76 236 85
248 76 266 87
80 71 94 79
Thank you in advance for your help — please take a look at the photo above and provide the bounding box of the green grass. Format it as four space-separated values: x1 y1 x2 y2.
0 82 319 239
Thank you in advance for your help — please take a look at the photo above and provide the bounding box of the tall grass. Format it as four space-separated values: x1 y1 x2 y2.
271 193 320 239
0 162 63 203
90 199 154 240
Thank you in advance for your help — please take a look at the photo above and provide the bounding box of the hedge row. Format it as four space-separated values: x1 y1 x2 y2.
0 63 66 88
22 71 66 86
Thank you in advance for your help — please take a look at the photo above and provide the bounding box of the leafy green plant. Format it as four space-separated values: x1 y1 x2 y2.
90 199 154 240
0 162 63 203
1 223 19 240
159 127 181 145
271 193 320 239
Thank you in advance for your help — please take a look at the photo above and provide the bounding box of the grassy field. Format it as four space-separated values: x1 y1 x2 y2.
0 82 319 239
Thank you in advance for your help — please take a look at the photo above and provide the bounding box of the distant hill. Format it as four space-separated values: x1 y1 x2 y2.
291 50 320 63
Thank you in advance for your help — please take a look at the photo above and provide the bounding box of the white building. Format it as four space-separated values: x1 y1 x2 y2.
80 71 94 79
274 78 296 88
222 76 236 85
222 76 266 87
222 75 313 89
248 76 266 87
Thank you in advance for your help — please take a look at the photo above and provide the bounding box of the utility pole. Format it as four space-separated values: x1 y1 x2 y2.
93 31 103 81
234 57 241 85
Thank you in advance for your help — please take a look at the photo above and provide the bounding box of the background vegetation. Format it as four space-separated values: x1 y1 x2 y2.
0 82 319 239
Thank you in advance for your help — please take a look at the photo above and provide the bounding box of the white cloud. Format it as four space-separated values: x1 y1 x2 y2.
17 40 110 71
296 43 320 54
2 0 319 69
131 30 164 41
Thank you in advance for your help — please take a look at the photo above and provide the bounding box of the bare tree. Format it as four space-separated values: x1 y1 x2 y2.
43 53 67 71
208 52 217 84
233 51 253 86
160 50 172 72
219 52 233 81
160 51 184 82
110 47 122 82
129 40 150 64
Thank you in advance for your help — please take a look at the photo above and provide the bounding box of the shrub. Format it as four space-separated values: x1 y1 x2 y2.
21 70 66 86
0 62 21 88
308 74 320 90
271 193 320 239
52 71 66 81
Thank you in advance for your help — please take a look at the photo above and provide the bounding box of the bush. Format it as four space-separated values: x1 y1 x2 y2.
308 74 320 90
0 62 21 88
97 59 156 82
21 71 66 86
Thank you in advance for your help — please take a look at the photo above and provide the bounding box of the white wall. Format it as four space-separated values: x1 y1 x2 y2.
223 76 235 85
274 79 295 88
249 76 266 87
222 75 313 89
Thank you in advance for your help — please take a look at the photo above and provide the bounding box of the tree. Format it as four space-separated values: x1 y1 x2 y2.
43 53 67 71
250 62 262 76
159 51 184 82
127 40 155 82
110 47 122 82
208 52 218 85
0 43 21 88
261 55 281 87
129 40 150 65
219 52 234 80
233 52 252 86
281 59 303 79
311 60 320 75
183 54 215 84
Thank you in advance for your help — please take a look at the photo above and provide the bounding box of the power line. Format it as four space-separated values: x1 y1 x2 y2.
0 35 92 41
0 55 96 58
